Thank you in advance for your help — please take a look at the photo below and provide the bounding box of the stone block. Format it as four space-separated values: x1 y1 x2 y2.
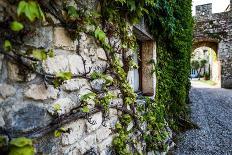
54 27 76 50
42 55 69 74
0 83 16 99
25 84 58 100
24 26 53 48
86 112 102 133
0 114 5 127
42 55 85 75
96 48 107 60
97 135 114 153
90 79 105 91
11 104 51 132
48 98 77 116
61 78 90 91
7 61 24 82
77 134 97 154
62 119 86 146
96 127 112 142
68 55 85 74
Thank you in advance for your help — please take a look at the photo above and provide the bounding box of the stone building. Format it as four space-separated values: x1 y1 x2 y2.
0 1 172 154
193 2 232 88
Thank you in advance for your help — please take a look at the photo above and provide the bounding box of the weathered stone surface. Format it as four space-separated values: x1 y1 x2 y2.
62 119 86 146
96 48 107 60
48 98 77 116
68 55 85 74
110 98 123 106
0 83 16 99
43 55 69 74
54 27 76 50
42 55 85 75
10 104 51 132
194 4 232 88
77 134 97 154
62 78 90 91
25 84 58 100
90 79 105 91
96 127 111 142
86 112 102 133
24 27 53 48
0 114 5 127
97 135 114 153
7 61 24 82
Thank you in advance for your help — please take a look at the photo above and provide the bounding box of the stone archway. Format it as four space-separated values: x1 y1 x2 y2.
193 3 232 88
192 38 221 85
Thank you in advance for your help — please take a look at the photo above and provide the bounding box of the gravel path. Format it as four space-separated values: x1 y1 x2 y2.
174 80 232 155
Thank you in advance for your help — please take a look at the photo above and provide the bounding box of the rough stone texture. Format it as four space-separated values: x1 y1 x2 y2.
0 114 5 127
96 126 112 142
24 26 53 49
194 3 232 88
25 84 58 100
42 55 85 75
9 104 52 132
7 61 24 82
0 83 16 99
61 78 90 91
174 80 232 154
54 27 76 50
48 98 77 116
86 112 102 133
61 119 86 146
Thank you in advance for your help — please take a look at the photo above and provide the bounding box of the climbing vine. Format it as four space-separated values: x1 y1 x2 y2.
0 0 193 154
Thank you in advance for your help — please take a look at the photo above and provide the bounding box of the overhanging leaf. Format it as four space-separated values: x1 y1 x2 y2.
3 40 12 51
32 49 47 61
10 21 24 31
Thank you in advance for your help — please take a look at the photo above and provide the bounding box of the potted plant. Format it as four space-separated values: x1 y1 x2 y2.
204 73 210 80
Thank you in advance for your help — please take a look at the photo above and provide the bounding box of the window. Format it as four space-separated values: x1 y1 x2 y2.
127 40 156 96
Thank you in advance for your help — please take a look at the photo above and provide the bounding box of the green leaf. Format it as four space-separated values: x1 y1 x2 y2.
53 104 61 112
10 21 24 31
10 137 33 147
48 49 54 57
17 1 27 16
94 27 106 43
80 92 96 101
82 106 90 113
17 1 45 22
56 72 72 80
54 130 62 138
67 6 79 19
3 40 12 51
32 49 47 61
26 1 38 22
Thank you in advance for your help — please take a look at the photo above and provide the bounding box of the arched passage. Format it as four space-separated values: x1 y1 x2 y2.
191 39 221 86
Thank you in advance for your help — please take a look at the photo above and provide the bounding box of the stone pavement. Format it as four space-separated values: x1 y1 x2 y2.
174 80 232 155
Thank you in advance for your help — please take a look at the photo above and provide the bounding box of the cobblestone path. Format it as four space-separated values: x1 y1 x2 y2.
174 80 232 155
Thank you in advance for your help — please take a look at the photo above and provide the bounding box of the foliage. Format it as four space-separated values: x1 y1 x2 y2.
147 0 193 131
17 1 45 22
9 137 34 155
54 128 70 138
0 0 193 154
10 21 24 31
54 71 73 87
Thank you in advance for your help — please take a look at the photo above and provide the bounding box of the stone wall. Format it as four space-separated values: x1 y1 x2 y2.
0 1 173 154
0 25 118 154
194 3 232 88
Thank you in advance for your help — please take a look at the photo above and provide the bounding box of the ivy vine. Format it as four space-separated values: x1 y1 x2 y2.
0 0 193 154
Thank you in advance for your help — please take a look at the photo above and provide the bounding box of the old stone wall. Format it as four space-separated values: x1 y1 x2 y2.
0 1 173 154
194 3 232 88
